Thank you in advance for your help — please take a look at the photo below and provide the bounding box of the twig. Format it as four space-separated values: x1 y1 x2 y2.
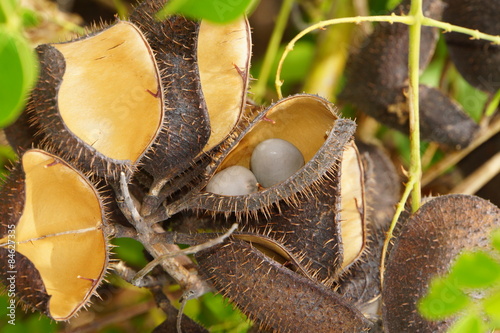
422 118 500 186
132 223 238 286
450 151 500 195
116 172 212 300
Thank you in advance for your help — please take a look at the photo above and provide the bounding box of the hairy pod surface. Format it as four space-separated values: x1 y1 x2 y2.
382 194 500 332
29 20 163 180
339 0 479 149
0 149 109 320
443 0 500 93
196 238 373 332
183 94 366 286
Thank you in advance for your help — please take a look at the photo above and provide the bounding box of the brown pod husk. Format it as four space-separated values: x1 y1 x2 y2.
181 94 366 286
132 0 252 214
340 0 442 97
196 238 373 333
129 0 210 183
443 0 500 93
197 18 252 153
3 104 40 155
336 142 401 321
29 20 164 181
382 194 500 332
339 0 479 149
0 149 110 321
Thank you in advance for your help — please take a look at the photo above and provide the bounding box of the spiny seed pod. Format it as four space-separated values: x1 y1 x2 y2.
196 238 373 332
382 194 500 332
29 20 164 181
0 149 110 321
178 94 367 287
336 143 401 322
443 0 500 93
339 0 479 149
130 0 251 215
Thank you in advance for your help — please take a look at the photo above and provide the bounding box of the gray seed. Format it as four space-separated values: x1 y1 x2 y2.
251 138 304 188
205 165 258 196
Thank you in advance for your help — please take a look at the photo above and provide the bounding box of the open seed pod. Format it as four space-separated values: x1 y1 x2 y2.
336 142 401 322
28 20 164 181
382 194 500 332
443 0 500 93
131 0 252 214
180 94 366 286
196 238 373 332
0 149 110 321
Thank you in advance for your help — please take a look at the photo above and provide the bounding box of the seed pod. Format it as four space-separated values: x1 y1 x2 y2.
339 0 479 149
336 143 401 321
382 194 500 332
0 149 110 321
131 0 251 214
29 20 164 181
179 94 366 286
196 238 373 332
443 0 500 93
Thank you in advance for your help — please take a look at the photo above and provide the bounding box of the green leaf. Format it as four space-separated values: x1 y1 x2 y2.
157 0 255 23
0 28 38 128
418 277 470 320
483 289 500 327
449 251 500 289
111 238 148 268
491 229 500 253
447 312 485 333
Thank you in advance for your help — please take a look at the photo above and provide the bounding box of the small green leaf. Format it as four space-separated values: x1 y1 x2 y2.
157 0 255 23
418 277 470 320
447 312 485 333
449 251 500 289
491 229 500 253
0 28 38 128
483 289 500 327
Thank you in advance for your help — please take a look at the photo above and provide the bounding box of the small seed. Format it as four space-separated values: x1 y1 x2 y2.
251 138 304 188
206 165 258 196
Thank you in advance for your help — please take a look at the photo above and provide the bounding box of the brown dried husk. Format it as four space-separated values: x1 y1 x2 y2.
382 194 500 332
29 20 164 181
196 238 373 332
0 149 110 321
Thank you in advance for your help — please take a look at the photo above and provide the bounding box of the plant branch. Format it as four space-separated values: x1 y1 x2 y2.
422 117 500 186
450 152 500 195
407 0 423 212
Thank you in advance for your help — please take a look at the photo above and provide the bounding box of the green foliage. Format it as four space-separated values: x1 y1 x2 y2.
449 251 500 289
0 0 38 128
157 0 258 23
194 293 251 332
447 312 486 333
111 237 149 268
419 230 500 332
418 277 470 320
